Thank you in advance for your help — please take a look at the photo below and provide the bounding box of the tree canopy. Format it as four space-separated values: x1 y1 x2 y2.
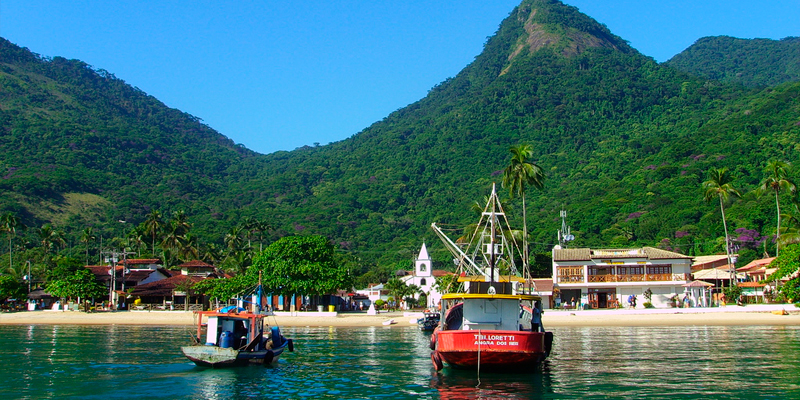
250 235 352 297
45 268 105 300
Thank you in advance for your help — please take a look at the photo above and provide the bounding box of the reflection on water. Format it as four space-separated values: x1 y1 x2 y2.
0 323 798 399
431 361 554 399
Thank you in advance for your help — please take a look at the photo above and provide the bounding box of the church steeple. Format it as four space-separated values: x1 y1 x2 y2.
416 242 431 277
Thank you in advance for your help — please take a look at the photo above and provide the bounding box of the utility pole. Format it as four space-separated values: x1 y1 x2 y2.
102 249 135 309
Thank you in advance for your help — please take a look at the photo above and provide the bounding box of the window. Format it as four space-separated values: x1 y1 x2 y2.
647 265 672 275
420 278 427 286
419 262 427 272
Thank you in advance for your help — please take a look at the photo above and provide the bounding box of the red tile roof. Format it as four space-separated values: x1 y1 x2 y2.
129 275 207 297
178 260 214 268
737 257 776 272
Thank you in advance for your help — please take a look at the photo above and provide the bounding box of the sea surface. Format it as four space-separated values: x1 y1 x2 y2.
1 321 798 399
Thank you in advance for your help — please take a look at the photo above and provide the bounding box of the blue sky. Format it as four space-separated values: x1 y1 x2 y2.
1 1 798 155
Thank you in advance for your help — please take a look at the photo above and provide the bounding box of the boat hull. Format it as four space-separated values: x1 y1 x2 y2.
182 344 285 368
434 330 551 371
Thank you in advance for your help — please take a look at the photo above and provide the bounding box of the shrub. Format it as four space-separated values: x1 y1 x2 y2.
643 302 654 308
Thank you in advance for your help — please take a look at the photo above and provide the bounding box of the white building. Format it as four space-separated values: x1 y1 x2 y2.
399 243 449 309
552 246 693 309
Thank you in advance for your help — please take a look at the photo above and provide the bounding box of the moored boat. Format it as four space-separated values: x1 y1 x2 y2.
181 285 293 367
417 311 440 332
429 184 553 371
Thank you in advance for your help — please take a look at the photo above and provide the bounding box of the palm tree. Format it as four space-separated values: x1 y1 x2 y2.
384 278 410 309
502 144 544 280
0 213 21 270
127 226 148 256
143 210 164 256
703 168 741 280
251 219 271 253
37 224 56 256
178 234 200 262
161 222 187 259
778 201 800 247
80 227 97 265
757 160 796 256
170 210 191 236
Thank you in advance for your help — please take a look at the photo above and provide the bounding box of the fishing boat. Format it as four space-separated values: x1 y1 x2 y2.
417 311 440 332
429 184 553 371
181 284 293 367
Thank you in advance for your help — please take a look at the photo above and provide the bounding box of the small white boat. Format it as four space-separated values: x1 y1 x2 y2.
382 319 396 326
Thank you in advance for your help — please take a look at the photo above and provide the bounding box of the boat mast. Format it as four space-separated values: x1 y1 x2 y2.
489 183 498 290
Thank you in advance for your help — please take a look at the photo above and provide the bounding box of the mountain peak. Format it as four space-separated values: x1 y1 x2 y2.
506 0 634 62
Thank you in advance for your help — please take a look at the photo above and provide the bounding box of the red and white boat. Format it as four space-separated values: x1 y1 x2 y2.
429 184 553 371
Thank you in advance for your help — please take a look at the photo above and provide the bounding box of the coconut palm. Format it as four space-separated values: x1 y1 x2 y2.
161 222 187 258
80 227 97 265
703 168 741 277
502 144 544 279
143 210 164 256
0 213 22 270
37 224 56 256
778 201 800 246
170 210 191 236
757 160 796 256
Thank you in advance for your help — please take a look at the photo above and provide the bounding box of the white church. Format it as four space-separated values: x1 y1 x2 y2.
398 243 449 309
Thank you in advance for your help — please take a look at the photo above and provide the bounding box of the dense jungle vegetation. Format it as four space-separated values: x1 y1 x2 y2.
1 0 799 290
666 36 800 88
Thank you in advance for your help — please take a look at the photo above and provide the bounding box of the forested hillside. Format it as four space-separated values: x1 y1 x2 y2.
666 36 800 87
1 0 799 279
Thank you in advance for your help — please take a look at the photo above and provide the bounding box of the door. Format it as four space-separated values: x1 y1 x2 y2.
588 293 599 309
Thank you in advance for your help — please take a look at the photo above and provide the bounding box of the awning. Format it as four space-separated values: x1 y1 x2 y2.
682 281 714 287
692 268 746 280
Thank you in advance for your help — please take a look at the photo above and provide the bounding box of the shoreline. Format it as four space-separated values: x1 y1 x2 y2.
1 304 799 328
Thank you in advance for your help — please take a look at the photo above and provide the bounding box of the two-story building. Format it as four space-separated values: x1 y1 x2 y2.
552 246 693 309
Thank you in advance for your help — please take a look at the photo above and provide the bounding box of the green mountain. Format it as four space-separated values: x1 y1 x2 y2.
2 0 799 271
666 36 800 87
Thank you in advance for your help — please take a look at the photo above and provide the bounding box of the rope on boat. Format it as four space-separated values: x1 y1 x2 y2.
476 329 481 387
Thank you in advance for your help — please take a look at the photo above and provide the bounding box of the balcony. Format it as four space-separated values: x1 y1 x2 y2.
557 273 690 284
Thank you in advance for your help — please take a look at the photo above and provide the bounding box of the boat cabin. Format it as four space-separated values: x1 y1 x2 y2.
199 309 263 350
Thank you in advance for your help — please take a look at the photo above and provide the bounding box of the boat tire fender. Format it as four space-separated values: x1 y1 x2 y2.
288 338 294 352
431 351 443 371
263 349 275 365
429 332 436 350
544 331 554 358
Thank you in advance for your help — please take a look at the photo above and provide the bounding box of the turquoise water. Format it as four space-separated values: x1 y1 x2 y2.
1 323 798 399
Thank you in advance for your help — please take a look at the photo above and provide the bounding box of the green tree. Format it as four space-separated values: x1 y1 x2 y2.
251 235 351 297
703 168 741 277
434 274 462 295
46 268 106 301
502 144 544 279
765 243 800 303
0 275 25 301
0 212 22 271
757 160 796 256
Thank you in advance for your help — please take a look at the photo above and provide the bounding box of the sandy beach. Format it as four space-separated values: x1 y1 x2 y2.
1 304 798 327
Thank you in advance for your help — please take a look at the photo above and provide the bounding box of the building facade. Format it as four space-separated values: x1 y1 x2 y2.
552 246 693 309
